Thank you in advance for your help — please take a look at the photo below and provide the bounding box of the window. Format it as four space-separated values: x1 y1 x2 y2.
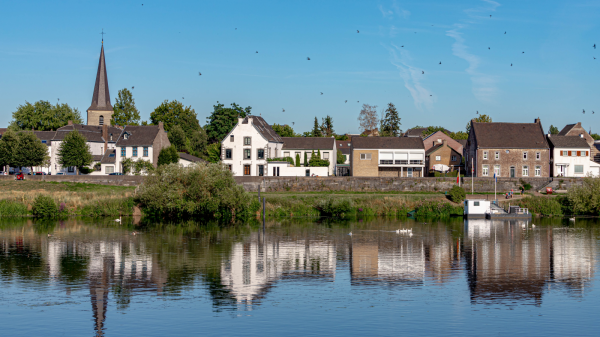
244 149 251 159
522 166 529 176
258 165 264 176
42 140 47 144
495 152 500 160
574 165 584 174
257 149 264 159
483 151 488 160
272 167 280 176
535 166 541 176
323 152 329 159
562 151 568 156
230 135 234 142
132 147 138 157
284 151 290 157
347 143 351 146
225 149 232 159
407 167 413 177
106 166 114 174
121 147 126 157
101 147 104 154
68 166 75 173
494 165 500 176
244 165 251 175
523 152 528 160
474 201 480 206
124 133 129 140
536 152 541 160
482 165 489 176
360 153 372 160
244 137 251 145
451 155 457 162
227 165 232 171
99 115 104 126
143 147 148 157
435 155 441 161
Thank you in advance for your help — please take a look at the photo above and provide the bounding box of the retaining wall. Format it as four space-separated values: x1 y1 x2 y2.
235 176 555 193
0 175 145 186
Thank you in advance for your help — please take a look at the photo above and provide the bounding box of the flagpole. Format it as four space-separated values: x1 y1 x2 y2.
471 157 474 195
494 173 497 202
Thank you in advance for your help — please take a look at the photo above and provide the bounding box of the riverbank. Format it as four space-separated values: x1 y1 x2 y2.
0 180 136 217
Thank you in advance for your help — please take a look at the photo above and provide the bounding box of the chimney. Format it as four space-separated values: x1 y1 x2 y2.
576 122 582 128
67 120 73 126
534 118 541 124
158 121 164 131
442 139 448 147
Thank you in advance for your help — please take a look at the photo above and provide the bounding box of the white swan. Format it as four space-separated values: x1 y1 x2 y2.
115 215 122 223
407 228 412 234
348 232 353 236
532 224 536 228
569 217 575 221
395 229 400 234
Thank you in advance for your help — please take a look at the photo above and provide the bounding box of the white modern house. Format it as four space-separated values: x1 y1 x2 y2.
548 135 600 177
280 137 337 176
350 137 426 177
114 123 171 174
221 116 283 176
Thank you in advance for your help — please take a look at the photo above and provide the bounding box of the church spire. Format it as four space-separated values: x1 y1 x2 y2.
87 42 112 112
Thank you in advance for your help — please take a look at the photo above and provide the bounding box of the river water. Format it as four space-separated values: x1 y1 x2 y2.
1 217 599 336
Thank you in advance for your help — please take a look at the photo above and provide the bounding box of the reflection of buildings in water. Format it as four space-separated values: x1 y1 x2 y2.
350 239 426 284
552 230 596 294
464 220 550 305
220 232 336 306
45 239 166 336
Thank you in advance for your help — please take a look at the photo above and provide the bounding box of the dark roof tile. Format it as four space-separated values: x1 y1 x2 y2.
243 116 282 142
282 137 335 150
472 122 549 149
116 125 161 147
179 152 207 163
548 136 590 148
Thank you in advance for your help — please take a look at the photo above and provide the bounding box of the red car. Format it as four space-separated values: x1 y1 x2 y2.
16 173 24 180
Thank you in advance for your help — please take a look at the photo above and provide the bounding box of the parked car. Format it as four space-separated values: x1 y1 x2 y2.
56 172 65 175
108 172 124 175
35 172 46 175
16 173 24 180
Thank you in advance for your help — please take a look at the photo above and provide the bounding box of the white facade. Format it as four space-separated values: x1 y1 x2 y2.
464 200 490 218
115 145 154 174
221 117 283 177
552 147 600 177
50 140 114 175
281 147 337 176
268 162 329 177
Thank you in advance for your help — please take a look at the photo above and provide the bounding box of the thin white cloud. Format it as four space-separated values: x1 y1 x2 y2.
378 4 393 18
386 43 434 110
391 1 410 19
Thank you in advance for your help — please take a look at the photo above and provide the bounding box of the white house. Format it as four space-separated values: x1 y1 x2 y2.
221 116 283 176
114 123 171 174
268 161 329 177
178 152 207 167
281 137 337 176
548 135 600 177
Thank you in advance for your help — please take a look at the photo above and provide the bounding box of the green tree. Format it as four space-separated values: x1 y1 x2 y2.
10 101 83 131
335 134 349 141
14 132 47 174
321 116 334 137
591 133 600 141
295 153 301 167
205 102 250 143
112 88 141 126
272 124 298 137
57 130 93 175
206 143 221 163
311 117 323 137
419 126 448 138
337 149 345 164
0 129 18 170
168 125 188 152
304 152 308 167
157 145 179 166
549 125 559 135
380 103 402 137
450 131 468 140
187 128 208 157
150 100 201 136
466 114 492 133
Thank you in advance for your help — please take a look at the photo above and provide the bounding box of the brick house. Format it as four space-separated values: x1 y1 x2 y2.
465 118 550 177
557 122 599 163
351 137 425 177
425 139 463 175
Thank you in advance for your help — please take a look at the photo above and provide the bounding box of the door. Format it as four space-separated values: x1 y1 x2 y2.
557 165 565 177
407 168 413 177
258 165 264 177
510 167 515 178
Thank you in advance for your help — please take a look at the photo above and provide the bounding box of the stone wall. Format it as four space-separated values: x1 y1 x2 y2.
235 176 554 193
0 175 144 186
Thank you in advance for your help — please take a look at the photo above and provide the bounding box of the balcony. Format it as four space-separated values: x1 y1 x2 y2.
379 160 424 166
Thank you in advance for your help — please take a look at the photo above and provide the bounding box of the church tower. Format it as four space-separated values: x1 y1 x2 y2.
87 40 113 126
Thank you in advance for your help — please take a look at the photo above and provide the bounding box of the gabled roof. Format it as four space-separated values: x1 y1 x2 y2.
547 136 590 149
241 116 282 142
425 143 460 156
456 139 467 147
53 130 105 142
558 124 576 136
179 152 207 163
471 122 549 149
282 137 335 150
405 127 451 138
352 137 425 150
100 149 116 164
116 125 161 147
87 43 113 112
337 140 352 155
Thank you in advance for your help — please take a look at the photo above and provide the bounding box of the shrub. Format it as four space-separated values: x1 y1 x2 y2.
314 198 353 217
32 195 58 218
0 200 28 217
514 196 563 216
448 185 466 203
414 200 463 218
268 157 295 165
135 162 259 222
79 167 94 174
567 177 600 215
158 145 179 166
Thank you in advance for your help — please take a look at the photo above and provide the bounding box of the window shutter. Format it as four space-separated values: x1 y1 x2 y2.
577 151 581 156
568 151 571 156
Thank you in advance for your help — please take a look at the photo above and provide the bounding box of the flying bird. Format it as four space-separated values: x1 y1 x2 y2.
583 109 585 114
430 95 432 96
594 57 596 60
401 45 404 47
594 44 596 49
282 108 285 112
522 51 525 53
504 31 506 34
320 92 323 95
182 97 185 100
345 100 347 103
422 71 424 74
357 30 359 33
488 47 490 50
476 111 479 114
235 28 237 30
256 51 258 53
198 72 202 76
357 101 359 103
57 98 60 102
131 86 135 89
307 57 310 60
490 15 492 17
439 61 442 64
593 111 595 114
511 63 513 66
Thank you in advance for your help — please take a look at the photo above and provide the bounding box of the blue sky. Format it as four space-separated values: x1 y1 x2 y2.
1 0 598 134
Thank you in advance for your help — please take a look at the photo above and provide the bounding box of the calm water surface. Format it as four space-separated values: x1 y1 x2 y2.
1 217 599 336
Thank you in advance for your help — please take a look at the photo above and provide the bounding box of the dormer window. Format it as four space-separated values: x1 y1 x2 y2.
124 133 129 140
109 133 113 141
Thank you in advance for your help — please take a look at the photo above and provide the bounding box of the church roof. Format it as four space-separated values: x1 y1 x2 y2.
87 43 113 112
